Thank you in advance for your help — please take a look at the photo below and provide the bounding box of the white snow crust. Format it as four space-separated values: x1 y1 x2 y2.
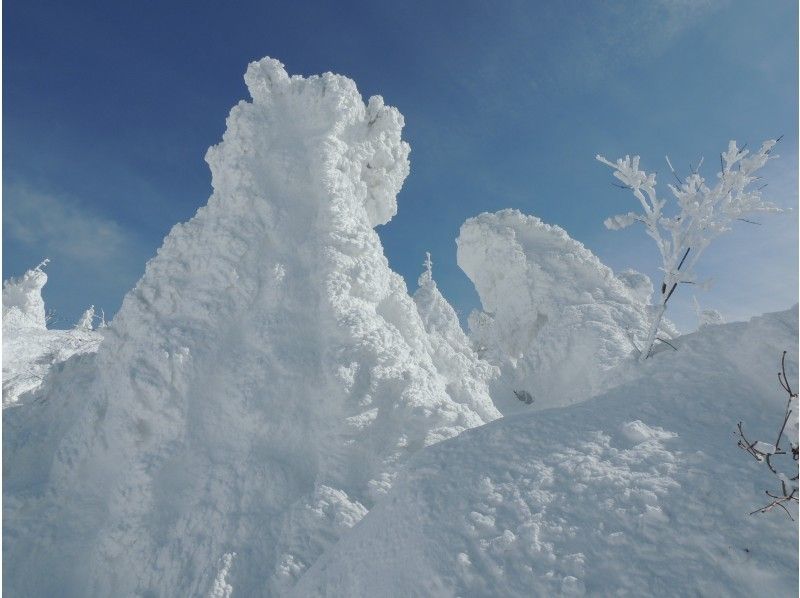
294 308 799 597
2 263 102 406
457 209 668 414
2 58 498 597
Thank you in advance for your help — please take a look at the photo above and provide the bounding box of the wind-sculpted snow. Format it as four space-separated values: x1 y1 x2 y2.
2 263 102 406
293 308 799 597
3 261 48 329
3 58 498 597
457 209 664 413
413 255 500 424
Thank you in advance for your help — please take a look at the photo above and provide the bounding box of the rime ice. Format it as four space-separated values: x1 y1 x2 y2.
2 58 497 597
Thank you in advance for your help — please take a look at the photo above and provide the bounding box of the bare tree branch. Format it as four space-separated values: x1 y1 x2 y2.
737 351 799 519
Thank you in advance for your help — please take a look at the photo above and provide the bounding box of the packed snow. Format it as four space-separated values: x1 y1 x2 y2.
3 58 797 597
294 308 799 597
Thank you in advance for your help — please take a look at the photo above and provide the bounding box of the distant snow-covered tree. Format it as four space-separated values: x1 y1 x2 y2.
75 305 95 331
597 139 782 361
692 296 725 329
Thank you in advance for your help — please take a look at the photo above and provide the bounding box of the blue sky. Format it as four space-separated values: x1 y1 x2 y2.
4 0 798 331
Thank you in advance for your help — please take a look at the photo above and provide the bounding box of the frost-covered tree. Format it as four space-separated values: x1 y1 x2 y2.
692 296 724 329
75 305 95 331
597 139 782 361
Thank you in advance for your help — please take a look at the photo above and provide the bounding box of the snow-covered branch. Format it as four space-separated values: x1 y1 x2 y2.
736 351 799 520
597 139 782 361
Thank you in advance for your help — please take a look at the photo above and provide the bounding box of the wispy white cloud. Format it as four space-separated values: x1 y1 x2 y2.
4 184 138 268
439 0 729 122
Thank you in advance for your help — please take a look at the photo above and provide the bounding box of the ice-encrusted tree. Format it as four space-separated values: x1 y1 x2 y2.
597 139 782 361
75 305 95 331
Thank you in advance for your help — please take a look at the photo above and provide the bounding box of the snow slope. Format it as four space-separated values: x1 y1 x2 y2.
294 307 799 597
458 209 668 414
3 58 498 597
2 262 102 407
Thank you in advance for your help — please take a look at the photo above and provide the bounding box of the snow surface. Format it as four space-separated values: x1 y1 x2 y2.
3 57 796 598
294 307 799 597
3 58 498 597
457 209 672 414
2 263 101 407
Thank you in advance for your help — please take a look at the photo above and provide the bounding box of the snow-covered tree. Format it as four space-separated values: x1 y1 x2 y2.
692 296 724 329
457 209 655 412
597 139 782 361
2 258 50 329
75 305 95 331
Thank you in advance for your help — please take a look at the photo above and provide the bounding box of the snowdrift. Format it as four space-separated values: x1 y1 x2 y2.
2 263 101 406
458 209 664 414
294 307 799 597
3 58 498 597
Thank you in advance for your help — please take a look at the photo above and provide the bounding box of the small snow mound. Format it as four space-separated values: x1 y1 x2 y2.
309 485 369 529
620 420 677 444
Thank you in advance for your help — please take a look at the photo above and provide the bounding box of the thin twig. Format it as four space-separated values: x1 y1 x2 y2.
666 155 683 185
655 337 678 351
737 351 799 519
676 247 691 271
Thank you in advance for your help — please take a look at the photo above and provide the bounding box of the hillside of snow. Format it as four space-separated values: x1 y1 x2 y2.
3 58 498 597
294 307 799 597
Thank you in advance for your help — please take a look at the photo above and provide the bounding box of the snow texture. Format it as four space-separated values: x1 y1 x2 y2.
457 209 666 414
2 262 102 406
4 57 796 598
294 308 799 597
208 553 236 598
3 58 498 597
